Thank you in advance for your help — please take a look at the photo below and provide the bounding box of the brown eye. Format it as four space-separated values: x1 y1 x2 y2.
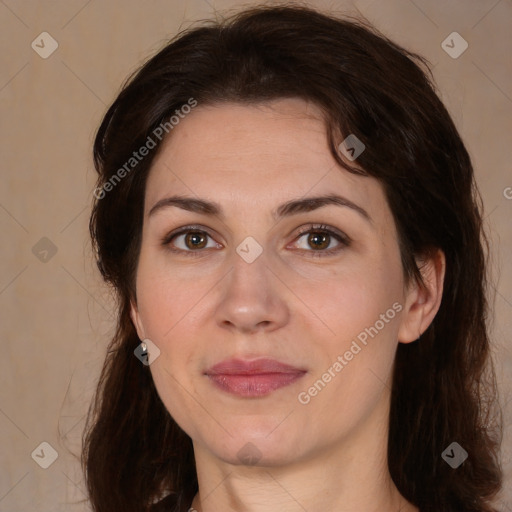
292 224 351 257
307 232 331 250
184 231 208 250
162 227 221 255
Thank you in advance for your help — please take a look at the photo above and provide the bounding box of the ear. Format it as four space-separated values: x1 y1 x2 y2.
130 298 146 341
397 248 446 343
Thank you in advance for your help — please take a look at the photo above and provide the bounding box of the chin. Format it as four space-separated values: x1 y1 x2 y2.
204 425 307 467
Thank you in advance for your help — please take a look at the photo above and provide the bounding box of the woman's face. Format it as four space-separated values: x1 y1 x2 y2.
131 98 420 467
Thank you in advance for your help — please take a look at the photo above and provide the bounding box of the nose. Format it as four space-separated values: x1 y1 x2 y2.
214 249 290 335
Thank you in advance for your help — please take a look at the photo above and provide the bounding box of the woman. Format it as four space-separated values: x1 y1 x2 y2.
83 5 502 512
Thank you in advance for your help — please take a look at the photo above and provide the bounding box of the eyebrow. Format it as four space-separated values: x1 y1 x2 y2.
148 194 372 223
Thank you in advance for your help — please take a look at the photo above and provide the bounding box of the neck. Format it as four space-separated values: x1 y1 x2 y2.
189 392 418 512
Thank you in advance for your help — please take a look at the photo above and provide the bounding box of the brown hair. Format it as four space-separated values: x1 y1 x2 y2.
84 5 502 512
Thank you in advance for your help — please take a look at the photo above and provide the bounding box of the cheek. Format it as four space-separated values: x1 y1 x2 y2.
297 292 402 443
149 358 206 442
134 254 208 418
300 257 404 404
134 250 211 340
306 257 404 340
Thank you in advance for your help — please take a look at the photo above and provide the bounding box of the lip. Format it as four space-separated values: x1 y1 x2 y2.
205 358 307 398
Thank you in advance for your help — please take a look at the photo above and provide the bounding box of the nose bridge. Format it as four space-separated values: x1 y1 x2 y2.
227 242 273 304
214 239 289 332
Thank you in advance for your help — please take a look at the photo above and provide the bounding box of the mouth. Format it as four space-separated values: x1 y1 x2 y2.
204 358 307 398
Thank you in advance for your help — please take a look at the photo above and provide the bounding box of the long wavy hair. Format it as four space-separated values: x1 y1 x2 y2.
83 5 502 512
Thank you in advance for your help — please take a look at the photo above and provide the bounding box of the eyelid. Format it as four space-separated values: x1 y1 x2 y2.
161 224 222 255
292 223 352 244
288 223 352 255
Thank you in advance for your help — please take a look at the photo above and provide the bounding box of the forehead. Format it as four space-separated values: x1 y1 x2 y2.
145 99 388 222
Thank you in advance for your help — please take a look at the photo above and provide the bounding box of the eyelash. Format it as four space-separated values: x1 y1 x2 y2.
161 223 351 258
294 224 351 257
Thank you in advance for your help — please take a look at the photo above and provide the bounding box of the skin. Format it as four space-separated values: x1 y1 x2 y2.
130 98 445 512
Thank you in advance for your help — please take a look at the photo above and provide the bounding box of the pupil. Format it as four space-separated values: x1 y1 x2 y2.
309 232 329 250
187 232 206 249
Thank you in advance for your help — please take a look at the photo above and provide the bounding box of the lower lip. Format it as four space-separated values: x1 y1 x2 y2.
206 372 306 397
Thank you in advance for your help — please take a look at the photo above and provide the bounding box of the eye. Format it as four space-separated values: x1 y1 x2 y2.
162 226 222 255
161 223 350 257
291 224 351 256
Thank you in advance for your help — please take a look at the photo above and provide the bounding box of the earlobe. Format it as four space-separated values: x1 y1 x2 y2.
397 249 446 344
129 300 145 340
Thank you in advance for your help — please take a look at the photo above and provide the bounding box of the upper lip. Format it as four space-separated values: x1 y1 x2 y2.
205 358 306 375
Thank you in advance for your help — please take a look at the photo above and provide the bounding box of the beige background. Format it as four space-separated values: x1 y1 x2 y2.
0 0 511 510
